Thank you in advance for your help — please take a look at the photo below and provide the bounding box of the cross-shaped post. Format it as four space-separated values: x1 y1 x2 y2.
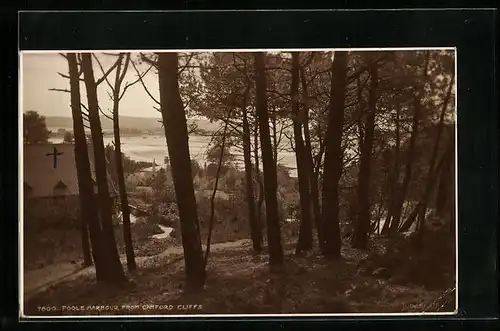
46 146 64 169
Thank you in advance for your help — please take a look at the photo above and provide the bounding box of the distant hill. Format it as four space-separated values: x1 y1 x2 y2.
45 116 220 133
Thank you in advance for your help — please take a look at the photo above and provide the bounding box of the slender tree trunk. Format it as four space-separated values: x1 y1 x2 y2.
399 138 451 232
388 52 430 235
111 54 137 271
353 59 379 249
321 51 349 259
415 73 454 242
79 215 92 266
356 78 365 156
398 203 423 232
67 53 96 269
241 85 262 253
291 53 313 253
381 100 401 235
254 113 265 242
314 136 325 174
271 113 278 169
204 118 229 268
157 52 205 289
254 52 284 266
299 65 323 249
388 106 419 234
81 53 126 283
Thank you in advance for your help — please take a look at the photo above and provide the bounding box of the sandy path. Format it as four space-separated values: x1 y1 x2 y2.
23 239 252 300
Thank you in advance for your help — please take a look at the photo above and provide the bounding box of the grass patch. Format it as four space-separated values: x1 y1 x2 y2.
24 220 164 271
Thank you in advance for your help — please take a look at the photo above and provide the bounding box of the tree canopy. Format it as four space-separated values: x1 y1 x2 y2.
23 110 51 144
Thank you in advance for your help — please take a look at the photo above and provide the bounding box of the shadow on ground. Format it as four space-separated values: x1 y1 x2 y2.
24 236 455 316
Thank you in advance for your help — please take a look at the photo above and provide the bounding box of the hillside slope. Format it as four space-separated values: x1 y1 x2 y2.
45 116 220 132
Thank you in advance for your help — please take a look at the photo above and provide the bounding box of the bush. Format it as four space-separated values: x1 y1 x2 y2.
190 159 201 180
359 228 455 290
24 197 81 232
63 131 74 143
205 163 230 178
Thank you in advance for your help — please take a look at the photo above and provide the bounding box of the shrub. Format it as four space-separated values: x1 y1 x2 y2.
359 228 455 290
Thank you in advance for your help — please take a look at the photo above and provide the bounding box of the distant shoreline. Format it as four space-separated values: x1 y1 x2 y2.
49 130 230 139
45 115 222 133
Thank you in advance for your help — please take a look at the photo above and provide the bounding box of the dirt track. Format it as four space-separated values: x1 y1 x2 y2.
23 239 252 301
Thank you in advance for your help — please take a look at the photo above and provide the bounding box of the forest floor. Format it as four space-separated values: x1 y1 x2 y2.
23 233 456 316
23 238 250 300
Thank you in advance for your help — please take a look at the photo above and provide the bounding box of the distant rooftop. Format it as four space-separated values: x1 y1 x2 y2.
23 143 117 199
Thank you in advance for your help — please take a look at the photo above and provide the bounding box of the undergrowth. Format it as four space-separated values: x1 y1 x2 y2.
24 235 455 316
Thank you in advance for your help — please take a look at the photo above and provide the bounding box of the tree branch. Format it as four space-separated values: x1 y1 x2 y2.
99 107 113 121
139 53 158 69
81 110 90 119
76 53 84 76
93 53 117 91
49 88 71 93
177 53 195 75
302 52 315 67
284 132 295 153
131 59 161 105
118 53 131 86
80 103 89 112
119 61 154 101
58 72 84 81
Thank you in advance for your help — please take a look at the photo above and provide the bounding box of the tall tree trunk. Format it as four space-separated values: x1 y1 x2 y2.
271 113 278 169
204 118 229 269
292 53 313 253
321 51 349 259
399 146 449 233
416 71 455 242
111 54 137 271
388 52 430 235
381 99 401 235
241 85 262 253
253 52 284 266
299 65 323 249
253 119 265 243
356 76 365 155
353 59 379 249
314 138 326 188
351 77 364 236
157 52 205 289
79 215 92 266
67 53 97 270
81 53 126 283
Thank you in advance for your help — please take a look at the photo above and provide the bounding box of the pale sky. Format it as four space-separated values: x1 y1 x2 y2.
21 52 162 118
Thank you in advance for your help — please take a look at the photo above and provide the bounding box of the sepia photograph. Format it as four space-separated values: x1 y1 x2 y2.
20 49 457 317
